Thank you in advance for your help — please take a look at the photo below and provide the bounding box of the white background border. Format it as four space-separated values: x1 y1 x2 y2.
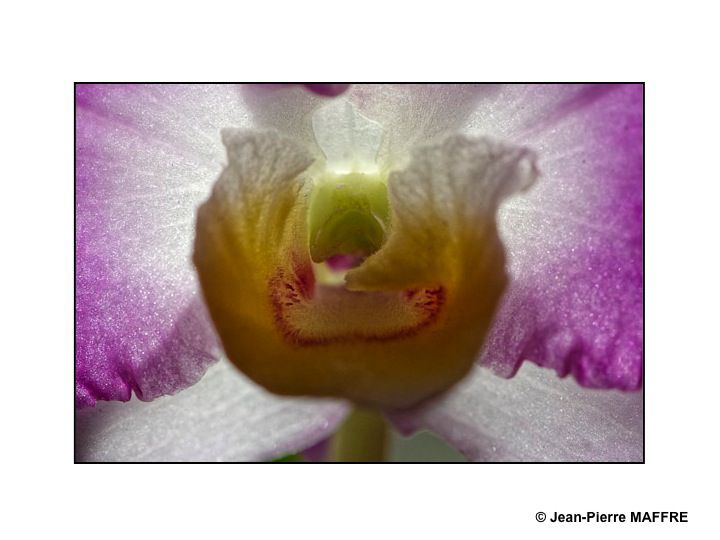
2 0 717 538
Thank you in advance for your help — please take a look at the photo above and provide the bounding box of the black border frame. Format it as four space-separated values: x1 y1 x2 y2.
74 82 645 464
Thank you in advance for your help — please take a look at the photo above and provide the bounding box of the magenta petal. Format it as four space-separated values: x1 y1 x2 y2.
303 84 350 97
75 84 252 407
472 84 643 390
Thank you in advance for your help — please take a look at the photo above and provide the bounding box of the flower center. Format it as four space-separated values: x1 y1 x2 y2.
193 99 536 407
308 172 390 264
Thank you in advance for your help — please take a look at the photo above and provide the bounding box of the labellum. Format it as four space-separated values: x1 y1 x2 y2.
194 100 537 408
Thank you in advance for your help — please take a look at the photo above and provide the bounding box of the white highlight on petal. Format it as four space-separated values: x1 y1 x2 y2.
392 363 643 462
312 99 384 174
75 359 350 462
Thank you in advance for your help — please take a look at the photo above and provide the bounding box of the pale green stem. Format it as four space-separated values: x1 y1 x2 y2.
329 407 389 462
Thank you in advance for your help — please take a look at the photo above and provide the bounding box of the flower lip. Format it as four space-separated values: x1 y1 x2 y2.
193 125 537 408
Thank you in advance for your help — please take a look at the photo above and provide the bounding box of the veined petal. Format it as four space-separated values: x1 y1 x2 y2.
240 84 331 156
194 130 537 408
391 362 643 462
75 359 350 462
312 98 384 174
462 84 643 390
348 84 502 170
76 84 251 407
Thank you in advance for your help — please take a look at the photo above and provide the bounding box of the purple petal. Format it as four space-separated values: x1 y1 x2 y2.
303 83 350 97
391 362 642 462
75 84 252 407
76 359 350 461
464 84 643 390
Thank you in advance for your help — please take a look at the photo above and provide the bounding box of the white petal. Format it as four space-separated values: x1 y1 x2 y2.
75 359 350 462
392 362 642 462
312 99 384 173
348 84 501 169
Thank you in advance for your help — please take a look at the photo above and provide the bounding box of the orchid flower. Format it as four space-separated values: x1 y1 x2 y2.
75 83 643 462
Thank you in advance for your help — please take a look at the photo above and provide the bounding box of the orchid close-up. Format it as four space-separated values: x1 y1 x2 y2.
75 83 643 462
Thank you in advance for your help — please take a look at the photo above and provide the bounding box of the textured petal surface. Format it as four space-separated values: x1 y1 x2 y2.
312 98 384 173
240 84 328 153
76 84 247 406
76 84 325 407
75 359 350 462
391 362 643 462
459 84 643 390
348 84 504 170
